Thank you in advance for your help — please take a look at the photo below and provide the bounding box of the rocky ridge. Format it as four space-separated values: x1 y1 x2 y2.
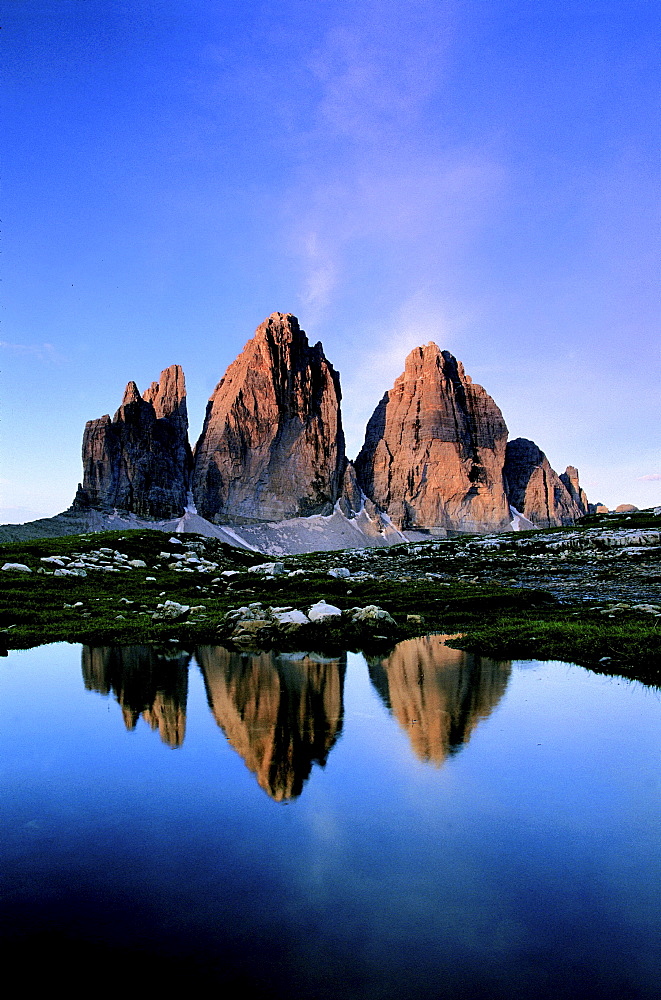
16 312 594 539
74 365 192 519
504 438 586 527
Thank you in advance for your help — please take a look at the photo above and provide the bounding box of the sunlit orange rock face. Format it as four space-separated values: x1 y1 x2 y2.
355 344 511 533
192 313 346 523
368 636 511 765
75 365 192 519
82 645 189 749
504 438 587 527
196 646 345 800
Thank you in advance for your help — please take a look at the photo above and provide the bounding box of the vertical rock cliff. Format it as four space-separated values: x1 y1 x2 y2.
74 365 192 519
504 438 587 527
192 313 346 522
559 465 589 517
354 343 511 533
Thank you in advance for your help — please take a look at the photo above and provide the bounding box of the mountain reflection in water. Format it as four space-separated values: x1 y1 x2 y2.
82 645 190 748
368 635 511 764
81 637 509 794
196 646 345 801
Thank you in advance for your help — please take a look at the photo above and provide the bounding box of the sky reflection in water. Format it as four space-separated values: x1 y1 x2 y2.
0 638 659 998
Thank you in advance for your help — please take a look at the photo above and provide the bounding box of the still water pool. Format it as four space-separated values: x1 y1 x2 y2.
0 638 659 998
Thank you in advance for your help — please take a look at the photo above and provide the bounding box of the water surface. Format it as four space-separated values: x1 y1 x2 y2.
0 638 659 997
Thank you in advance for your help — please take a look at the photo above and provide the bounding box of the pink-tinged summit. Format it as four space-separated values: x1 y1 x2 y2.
192 313 346 523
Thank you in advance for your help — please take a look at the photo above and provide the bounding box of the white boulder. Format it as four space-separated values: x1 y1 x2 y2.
308 601 343 621
272 609 310 625
152 600 190 620
350 605 396 625
248 562 286 575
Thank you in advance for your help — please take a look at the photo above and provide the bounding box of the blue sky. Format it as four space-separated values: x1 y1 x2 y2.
2 0 659 522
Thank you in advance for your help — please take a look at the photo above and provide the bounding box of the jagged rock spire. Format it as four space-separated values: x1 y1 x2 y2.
355 343 511 533
192 313 346 522
504 438 587 527
74 364 193 519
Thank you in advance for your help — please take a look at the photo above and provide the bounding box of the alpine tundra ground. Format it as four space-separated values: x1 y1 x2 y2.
1 509 659 685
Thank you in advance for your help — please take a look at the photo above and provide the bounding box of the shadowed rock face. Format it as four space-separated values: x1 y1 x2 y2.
505 438 586 527
196 646 345 801
82 645 190 749
192 313 346 523
355 343 511 533
560 465 589 517
368 636 511 765
74 365 193 519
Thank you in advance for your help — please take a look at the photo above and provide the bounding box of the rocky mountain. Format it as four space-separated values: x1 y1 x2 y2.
504 438 586 527
62 316 589 541
192 313 346 523
560 466 589 517
355 343 511 533
74 365 192 519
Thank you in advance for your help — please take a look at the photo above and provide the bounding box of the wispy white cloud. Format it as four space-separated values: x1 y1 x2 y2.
0 341 64 363
638 473 661 481
299 231 339 315
283 10 503 327
307 18 447 144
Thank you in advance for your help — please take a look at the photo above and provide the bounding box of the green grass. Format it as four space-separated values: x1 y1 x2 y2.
575 509 661 530
446 611 661 681
1 528 659 685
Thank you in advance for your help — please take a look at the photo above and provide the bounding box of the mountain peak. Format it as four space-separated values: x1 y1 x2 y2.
192 314 346 523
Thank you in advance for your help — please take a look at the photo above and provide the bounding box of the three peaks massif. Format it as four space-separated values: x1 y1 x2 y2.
72 312 588 542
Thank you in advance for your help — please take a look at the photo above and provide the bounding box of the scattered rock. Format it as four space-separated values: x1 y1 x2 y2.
151 601 190 621
247 562 285 575
272 609 310 626
349 605 396 625
308 601 343 621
